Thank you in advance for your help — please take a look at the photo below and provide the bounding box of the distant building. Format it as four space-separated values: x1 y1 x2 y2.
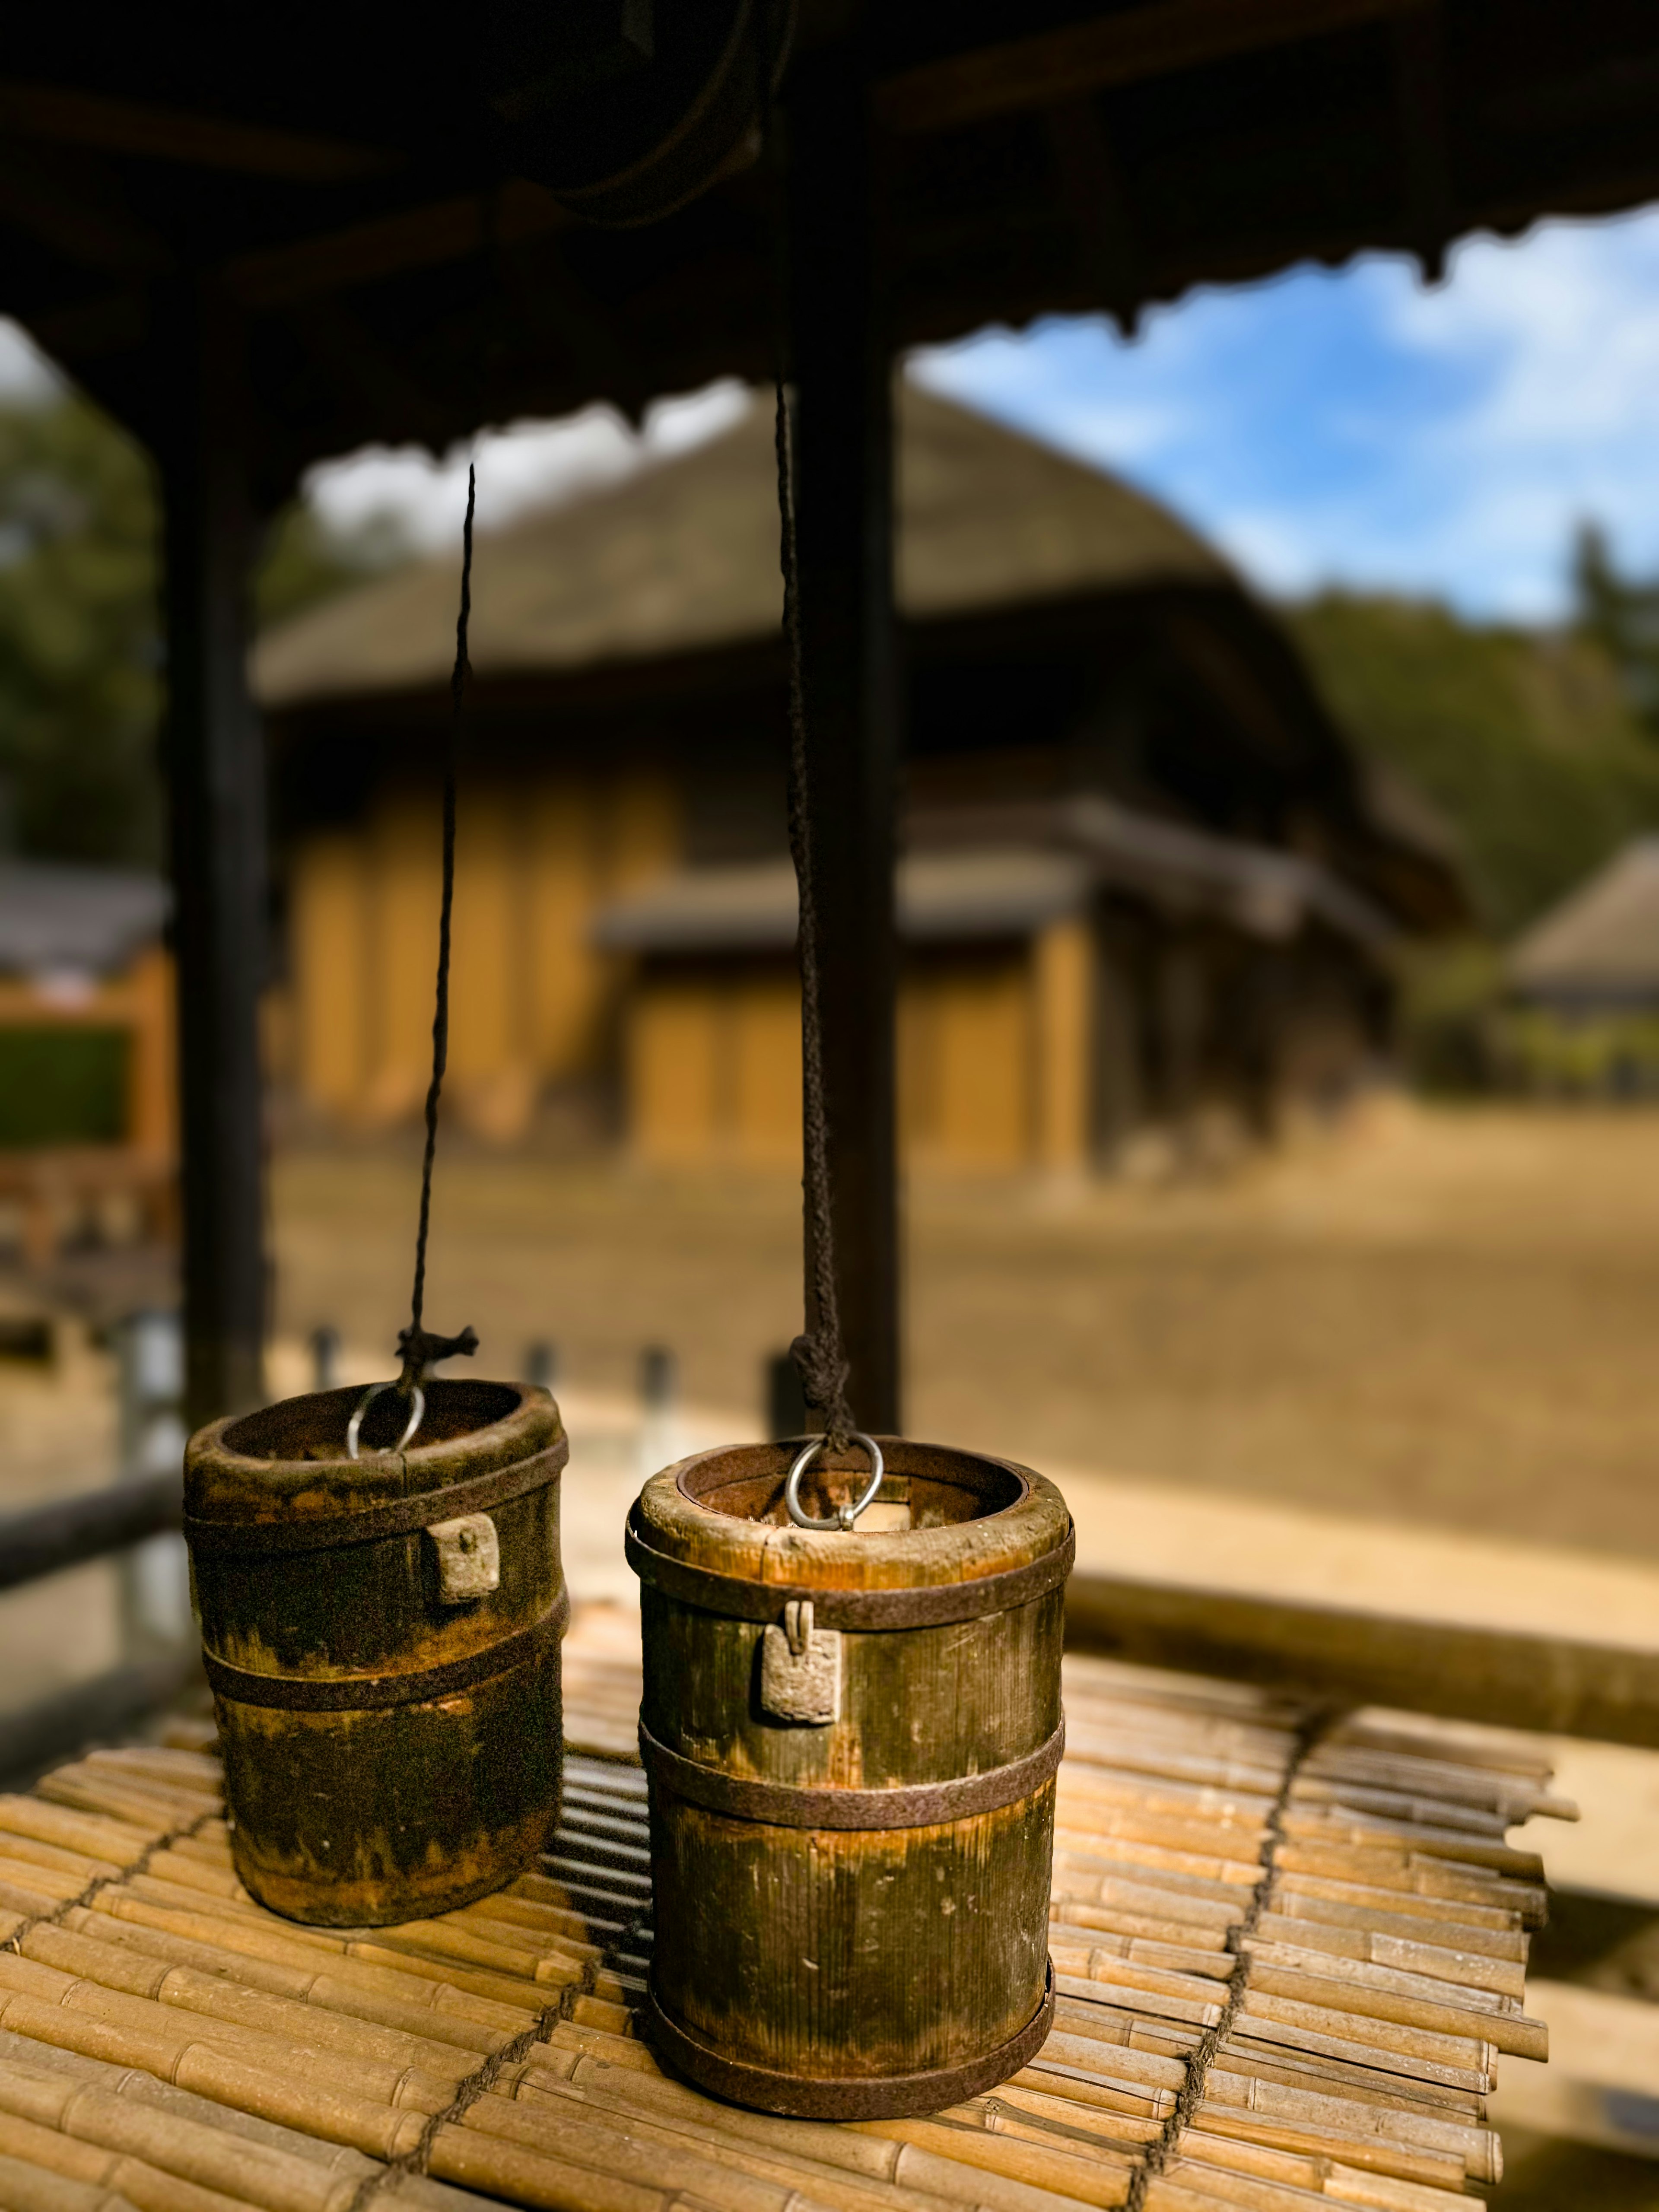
257 386 1464 1170
1506 842 1659 1096
1510 840 1659 1011
0 862 174 1259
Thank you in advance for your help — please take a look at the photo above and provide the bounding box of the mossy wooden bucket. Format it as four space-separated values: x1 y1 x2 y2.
627 1435 1073 2118
185 1378 566 1927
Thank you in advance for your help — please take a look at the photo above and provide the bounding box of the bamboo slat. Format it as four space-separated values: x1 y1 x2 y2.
0 1609 1570 2212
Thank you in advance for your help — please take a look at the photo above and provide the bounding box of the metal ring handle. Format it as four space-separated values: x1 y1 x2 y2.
785 1432 884 1532
346 1380 426 1462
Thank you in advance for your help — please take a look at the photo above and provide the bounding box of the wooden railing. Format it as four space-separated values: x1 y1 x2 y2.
1066 1572 1659 1747
0 1476 197 1784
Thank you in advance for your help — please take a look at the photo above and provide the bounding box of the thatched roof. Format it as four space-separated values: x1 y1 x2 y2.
0 863 166 979
1510 840 1659 1002
254 385 1226 709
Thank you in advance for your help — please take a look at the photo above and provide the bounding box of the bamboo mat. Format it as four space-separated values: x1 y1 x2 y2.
0 1606 1574 2212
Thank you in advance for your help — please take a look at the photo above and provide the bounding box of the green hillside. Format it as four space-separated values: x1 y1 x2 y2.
1287 591 1659 938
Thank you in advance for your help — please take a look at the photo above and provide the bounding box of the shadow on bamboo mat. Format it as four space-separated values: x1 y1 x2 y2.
0 1602 1580 2212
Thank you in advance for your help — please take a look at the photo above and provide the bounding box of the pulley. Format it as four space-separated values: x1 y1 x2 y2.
477 0 793 226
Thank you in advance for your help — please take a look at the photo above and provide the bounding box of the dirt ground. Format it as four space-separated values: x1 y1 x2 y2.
271 1096 1659 1563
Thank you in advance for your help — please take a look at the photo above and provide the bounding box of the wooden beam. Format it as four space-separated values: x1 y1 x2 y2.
227 181 569 311
0 137 169 275
0 1651 203 1790
287 298 452 449
22 289 146 362
877 0 1431 137
1392 4 1452 280
785 51 903 1432
0 78 391 181
493 231 637 399
151 280 267 1429
1066 1572 1659 1748
1043 98 1142 336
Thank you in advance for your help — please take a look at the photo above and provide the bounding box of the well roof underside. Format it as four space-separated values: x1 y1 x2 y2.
3 2 1659 498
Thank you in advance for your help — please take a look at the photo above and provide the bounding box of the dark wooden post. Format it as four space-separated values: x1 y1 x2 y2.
153 280 267 1429
786 49 901 1432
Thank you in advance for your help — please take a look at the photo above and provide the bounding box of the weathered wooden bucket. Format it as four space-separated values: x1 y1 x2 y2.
627 1435 1073 2118
184 1378 566 1927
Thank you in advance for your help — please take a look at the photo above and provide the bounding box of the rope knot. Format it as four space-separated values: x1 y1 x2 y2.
790 1331 852 1450
397 1324 478 1385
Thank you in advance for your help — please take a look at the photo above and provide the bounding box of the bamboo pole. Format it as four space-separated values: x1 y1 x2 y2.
0 1623 1564 2212
0 2027 501 2211
0 2146 142 2211
0 2108 256 2212
63 1911 509 2056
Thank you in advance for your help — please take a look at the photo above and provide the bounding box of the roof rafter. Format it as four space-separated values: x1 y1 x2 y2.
0 77 394 181
227 182 569 312
877 0 1431 135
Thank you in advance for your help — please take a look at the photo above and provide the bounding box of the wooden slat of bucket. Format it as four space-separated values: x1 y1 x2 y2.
0 1615 1574 2212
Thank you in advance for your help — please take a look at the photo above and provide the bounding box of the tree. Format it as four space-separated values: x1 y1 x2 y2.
257 501 411 629
0 395 162 865
0 391 410 869
1571 520 1659 738
1288 590 1659 936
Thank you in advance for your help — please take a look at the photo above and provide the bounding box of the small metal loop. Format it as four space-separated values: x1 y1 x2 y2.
785 1433 884 1532
783 1598 812 1656
346 1380 426 1462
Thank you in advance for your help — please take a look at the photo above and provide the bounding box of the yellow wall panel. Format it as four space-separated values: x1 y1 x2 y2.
605 769 680 892
525 776 605 1078
292 832 369 1113
447 786 537 1139
630 976 721 1163
731 970 802 1166
364 796 442 1124
897 974 936 1156
125 945 176 1159
448 786 521 1079
904 953 1032 1169
1033 917 1092 1171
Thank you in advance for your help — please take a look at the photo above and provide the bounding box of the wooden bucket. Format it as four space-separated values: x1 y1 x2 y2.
627 1435 1073 2118
184 1378 566 1927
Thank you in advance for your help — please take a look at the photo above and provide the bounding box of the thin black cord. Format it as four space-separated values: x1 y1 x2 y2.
774 391 853 1446
408 464 475 1347
762 13 854 1449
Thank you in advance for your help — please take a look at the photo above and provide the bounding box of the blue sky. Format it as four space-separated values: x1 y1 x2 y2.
912 207 1659 624
7 203 1659 623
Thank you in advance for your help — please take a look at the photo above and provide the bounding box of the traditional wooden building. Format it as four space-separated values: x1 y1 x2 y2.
1510 839 1659 1013
258 382 1460 1169
0 863 175 1260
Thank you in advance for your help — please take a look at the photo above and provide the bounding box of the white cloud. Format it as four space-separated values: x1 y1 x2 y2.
0 320 65 404
306 377 749 550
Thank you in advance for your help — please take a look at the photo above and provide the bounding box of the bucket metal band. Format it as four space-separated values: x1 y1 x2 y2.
643 1960 1056 2121
203 1586 568 1712
185 1438 568 1559
625 1514 1074 1630
638 1715 1064 1830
